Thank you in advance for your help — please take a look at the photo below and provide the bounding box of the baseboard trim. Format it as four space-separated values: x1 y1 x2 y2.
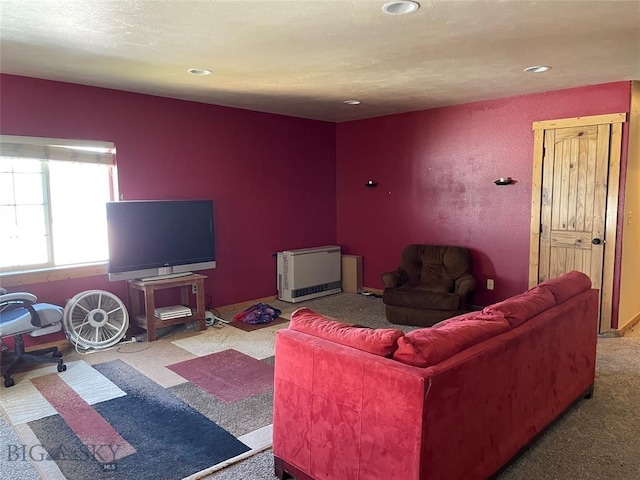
215 295 279 315
615 311 640 336
25 339 69 353
15 296 280 353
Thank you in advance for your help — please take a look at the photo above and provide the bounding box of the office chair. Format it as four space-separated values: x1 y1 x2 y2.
0 288 66 387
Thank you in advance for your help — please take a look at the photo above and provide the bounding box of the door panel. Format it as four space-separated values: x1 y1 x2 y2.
539 124 609 289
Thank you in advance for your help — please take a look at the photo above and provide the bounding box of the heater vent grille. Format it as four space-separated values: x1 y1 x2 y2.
277 246 342 303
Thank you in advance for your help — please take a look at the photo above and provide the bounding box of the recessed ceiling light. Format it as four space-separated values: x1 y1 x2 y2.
382 1 420 15
344 100 361 105
187 68 213 76
524 65 551 73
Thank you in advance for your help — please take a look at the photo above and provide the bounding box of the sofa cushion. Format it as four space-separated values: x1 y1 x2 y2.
289 307 404 356
382 284 460 310
538 271 592 304
482 286 556 328
432 309 506 329
392 315 511 367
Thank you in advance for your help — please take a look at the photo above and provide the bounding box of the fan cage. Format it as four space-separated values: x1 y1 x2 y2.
63 290 129 350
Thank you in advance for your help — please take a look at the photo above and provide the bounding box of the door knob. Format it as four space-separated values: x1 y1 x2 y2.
592 238 602 245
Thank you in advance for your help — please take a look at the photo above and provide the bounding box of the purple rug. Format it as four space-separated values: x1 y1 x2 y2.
229 316 289 332
167 349 274 402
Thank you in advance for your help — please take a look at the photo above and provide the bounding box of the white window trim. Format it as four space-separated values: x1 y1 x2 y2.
0 263 108 287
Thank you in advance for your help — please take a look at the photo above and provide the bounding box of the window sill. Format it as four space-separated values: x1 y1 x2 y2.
0 263 108 288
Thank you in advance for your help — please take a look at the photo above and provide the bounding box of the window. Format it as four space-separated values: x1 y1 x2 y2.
0 135 116 273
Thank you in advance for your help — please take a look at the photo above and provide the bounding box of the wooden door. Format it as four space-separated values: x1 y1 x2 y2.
529 113 625 332
539 124 608 286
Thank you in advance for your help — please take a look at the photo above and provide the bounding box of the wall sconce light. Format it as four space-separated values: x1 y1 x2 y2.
494 177 513 185
365 180 378 188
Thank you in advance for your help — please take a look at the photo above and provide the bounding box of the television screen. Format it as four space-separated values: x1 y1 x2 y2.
106 200 216 281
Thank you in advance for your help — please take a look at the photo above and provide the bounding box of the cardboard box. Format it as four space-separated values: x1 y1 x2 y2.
341 255 363 293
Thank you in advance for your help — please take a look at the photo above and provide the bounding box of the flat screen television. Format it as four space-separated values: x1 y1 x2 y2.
106 200 216 281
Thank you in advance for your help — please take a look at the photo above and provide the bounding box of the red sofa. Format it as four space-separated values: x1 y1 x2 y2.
273 271 598 480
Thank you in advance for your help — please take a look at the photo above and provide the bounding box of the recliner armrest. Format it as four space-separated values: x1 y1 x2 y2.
454 273 476 298
381 269 409 288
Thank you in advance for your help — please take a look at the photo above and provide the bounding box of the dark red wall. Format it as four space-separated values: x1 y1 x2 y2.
336 82 630 309
1 75 631 337
0 74 337 315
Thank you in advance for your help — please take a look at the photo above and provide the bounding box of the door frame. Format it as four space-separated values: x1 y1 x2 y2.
528 112 626 332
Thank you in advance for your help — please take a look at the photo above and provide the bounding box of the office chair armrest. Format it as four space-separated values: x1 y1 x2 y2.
0 292 37 304
0 292 42 327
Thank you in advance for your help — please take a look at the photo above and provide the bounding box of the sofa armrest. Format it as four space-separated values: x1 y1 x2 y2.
454 273 476 298
381 269 409 288
273 329 429 480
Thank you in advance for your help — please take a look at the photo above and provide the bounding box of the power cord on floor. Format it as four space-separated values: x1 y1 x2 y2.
117 322 190 352
116 340 152 353
208 318 227 329
116 312 230 352
69 334 151 355
358 291 381 298
205 308 230 327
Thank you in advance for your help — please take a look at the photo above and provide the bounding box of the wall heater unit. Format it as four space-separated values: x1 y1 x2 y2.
277 245 342 303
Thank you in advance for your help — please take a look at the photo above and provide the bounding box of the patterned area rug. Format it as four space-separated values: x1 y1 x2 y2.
167 350 274 403
0 320 280 480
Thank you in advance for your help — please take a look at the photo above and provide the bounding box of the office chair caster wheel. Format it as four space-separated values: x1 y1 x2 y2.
53 351 62 357
4 377 15 388
57 364 66 373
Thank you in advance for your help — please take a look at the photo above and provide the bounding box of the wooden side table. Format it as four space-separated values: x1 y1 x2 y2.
127 274 207 342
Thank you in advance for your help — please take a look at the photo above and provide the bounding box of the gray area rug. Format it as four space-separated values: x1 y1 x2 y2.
0 410 40 480
206 292 640 480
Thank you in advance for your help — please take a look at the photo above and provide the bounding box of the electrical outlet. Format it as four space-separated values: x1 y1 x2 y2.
487 279 495 290
192 284 197 295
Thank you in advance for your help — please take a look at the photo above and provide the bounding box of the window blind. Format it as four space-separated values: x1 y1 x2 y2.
0 135 115 166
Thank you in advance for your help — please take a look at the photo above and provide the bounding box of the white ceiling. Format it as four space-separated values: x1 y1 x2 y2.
1 0 639 123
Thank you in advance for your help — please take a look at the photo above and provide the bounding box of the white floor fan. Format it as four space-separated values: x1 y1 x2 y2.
63 290 129 351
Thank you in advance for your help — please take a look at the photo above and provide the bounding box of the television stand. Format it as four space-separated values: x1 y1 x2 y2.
139 271 193 282
127 274 206 342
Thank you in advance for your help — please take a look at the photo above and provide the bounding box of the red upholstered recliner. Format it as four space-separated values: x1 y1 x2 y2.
381 244 476 327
